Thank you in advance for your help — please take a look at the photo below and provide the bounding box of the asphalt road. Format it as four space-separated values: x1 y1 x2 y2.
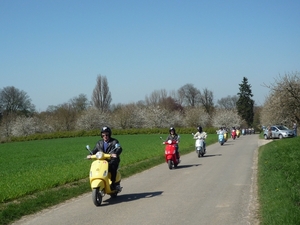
13 134 264 225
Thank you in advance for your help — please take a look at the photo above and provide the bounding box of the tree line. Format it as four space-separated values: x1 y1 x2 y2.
1 72 299 139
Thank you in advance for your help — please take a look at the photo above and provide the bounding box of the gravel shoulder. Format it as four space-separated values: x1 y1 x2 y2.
248 138 272 225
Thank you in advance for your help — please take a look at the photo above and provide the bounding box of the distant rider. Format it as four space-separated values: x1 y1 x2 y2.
87 126 122 190
217 127 224 134
193 126 207 153
293 122 297 137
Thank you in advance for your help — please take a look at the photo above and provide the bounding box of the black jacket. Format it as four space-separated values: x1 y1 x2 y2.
166 133 179 142
91 137 122 163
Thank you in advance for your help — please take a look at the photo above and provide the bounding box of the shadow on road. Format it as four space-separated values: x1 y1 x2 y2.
102 191 163 205
202 154 222 158
173 154 223 169
221 143 234 146
175 164 201 169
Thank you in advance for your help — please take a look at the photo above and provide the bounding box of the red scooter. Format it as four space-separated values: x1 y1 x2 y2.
160 137 180 169
231 129 237 140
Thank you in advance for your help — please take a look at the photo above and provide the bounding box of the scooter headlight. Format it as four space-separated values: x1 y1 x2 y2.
167 140 172 144
95 151 103 159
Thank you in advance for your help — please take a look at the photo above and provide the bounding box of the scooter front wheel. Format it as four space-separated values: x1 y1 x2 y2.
92 188 103 206
167 160 172 170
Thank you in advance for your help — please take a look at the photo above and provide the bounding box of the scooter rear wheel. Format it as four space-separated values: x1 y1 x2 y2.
92 188 102 206
168 160 172 170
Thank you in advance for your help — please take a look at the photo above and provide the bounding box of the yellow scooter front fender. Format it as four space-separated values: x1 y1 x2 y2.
91 179 105 190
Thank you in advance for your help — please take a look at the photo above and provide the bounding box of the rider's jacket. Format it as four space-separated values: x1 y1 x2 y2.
165 133 180 142
91 137 122 163
217 129 225 135
194 131 207 139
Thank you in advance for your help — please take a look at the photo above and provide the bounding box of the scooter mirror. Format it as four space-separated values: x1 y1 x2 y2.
86 145 93 155
115 143 120 148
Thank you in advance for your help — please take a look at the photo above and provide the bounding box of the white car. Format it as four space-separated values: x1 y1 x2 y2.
264 125 294 139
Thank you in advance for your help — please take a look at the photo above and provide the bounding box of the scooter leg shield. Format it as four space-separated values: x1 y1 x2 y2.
91 179 105 190
116 171 121 183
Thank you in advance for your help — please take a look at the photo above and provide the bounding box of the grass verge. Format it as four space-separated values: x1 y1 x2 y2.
258 136 300 224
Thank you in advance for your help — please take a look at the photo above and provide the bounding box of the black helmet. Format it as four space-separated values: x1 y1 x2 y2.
101 126 111 137
169 127 176 133
197 126 202 133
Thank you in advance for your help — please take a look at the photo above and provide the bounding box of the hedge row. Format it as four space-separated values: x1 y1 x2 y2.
1 127 218 143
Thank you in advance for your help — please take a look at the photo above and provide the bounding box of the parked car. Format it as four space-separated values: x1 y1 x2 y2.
264 125 294 139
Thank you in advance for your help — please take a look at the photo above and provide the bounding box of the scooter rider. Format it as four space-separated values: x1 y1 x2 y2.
194 126 207 152
87 126 122 190
165 127 180 161
217 127 224 134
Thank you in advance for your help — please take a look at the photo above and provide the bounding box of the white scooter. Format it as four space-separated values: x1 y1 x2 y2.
192 133 206 158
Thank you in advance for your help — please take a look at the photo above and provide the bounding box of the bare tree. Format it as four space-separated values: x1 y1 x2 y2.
0 86 35 116
92 75 112 112
217 95 238 110
44 103 77 131
178 84 201 107
145 89 168 106
145 89 183 112
159 96 183 112
69 94 90 113
199 88 215 114
0 86 35 138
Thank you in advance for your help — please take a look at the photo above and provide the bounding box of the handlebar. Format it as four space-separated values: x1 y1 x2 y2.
85 143 120 160
162 139 178 145
90 151 112 160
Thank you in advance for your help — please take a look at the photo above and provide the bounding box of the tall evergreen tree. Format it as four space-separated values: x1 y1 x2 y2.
236 77 254 126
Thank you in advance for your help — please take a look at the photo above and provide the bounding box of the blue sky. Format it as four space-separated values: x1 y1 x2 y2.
1 0 300 111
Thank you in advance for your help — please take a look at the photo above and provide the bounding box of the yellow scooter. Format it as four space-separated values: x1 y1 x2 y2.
236 129 241 138
86 144 122 206
223 131 228 142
